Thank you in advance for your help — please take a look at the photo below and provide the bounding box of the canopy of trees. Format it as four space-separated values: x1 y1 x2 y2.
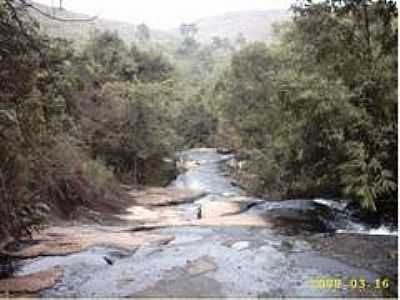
0 0 397 241
0 1 180 241
214 0 397 216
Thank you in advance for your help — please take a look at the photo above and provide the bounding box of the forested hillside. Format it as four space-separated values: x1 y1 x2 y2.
212 0 398 217
0 0 397 243
0 0 398 297
0 0 183 240
30 2 289 46
27 2 176 45
192 10 290 43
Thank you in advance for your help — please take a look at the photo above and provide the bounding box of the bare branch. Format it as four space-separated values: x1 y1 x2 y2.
18 0 98 22
3 0 42 51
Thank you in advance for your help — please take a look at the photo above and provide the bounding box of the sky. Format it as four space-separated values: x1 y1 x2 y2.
34 0 295 29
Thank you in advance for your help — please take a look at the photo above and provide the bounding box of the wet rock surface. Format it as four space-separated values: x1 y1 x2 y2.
1 148 397 298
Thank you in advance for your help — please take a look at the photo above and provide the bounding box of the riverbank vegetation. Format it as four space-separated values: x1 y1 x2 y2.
213 0 398 218
0 0 181 241
0 0 397 242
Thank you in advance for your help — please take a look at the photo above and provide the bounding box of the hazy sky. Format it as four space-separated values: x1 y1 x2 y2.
34 0 294 29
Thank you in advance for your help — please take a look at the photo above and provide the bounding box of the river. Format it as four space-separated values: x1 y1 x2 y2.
10 148 398 297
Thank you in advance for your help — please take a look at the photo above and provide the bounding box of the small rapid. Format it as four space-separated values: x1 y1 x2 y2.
172 149 240 195
173 148 397 237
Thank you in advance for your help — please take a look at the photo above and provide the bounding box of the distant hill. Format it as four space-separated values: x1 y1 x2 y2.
27 2 176 46
28 3 290 46
190 10 291 43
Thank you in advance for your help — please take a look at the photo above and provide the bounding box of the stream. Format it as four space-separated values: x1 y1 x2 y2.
12 148 398 297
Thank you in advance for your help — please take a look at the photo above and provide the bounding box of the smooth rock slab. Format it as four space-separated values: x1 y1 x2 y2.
4 226 174 258
186 256 217 276
133 273 224 298
0 268 63 294
128 188 205 207
121 206 188 225
200 201 243 218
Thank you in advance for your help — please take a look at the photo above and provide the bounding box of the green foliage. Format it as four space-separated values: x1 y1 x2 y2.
85 81 178 183
136 23 151 42
129 45 174 82
82 30 173 82
235 33 247 48
175 101 217 148
290 0 398 209
82 159 119 193
83 30 132 81
215 0 397 213
0 2 180 241
1 0 397 243
215 43 277 149
177 23 200 56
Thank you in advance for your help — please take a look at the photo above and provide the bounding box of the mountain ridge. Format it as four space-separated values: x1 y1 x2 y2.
28 2 291 45
28 2 176 45
191 9 291 43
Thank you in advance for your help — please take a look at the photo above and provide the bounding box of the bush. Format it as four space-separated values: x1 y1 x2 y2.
83 81 178 184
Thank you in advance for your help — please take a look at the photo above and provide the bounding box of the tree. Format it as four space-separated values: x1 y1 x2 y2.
221 37 233 51
179 23 198 39
178 23 199 55
88 81 178 184
292 0 398 210
83 30 137 81
214 0 397 213
211 36 224 50
0 1 180 241
211 36 233 51
235 32 247 48
128 45 174 82
136 23 151 42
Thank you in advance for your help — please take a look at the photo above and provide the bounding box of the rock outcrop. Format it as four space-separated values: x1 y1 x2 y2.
0 268 63 294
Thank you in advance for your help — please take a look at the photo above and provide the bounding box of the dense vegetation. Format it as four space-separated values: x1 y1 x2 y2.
0 0 183 241
214 0 398 216
0 0 397 242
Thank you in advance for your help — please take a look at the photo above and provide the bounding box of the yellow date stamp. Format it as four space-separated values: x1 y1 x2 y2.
309 277 391 290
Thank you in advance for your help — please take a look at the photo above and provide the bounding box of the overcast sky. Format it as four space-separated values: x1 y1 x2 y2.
34 0 294 29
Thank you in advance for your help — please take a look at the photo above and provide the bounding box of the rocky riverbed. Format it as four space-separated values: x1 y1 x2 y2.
0 148 397 298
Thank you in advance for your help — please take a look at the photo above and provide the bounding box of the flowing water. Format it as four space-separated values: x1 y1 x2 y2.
14 148 398 297
174 148 397 236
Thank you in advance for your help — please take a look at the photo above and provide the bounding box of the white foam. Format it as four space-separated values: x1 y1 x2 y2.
367 225 398 236
336 225 398 236
313 198 347 211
